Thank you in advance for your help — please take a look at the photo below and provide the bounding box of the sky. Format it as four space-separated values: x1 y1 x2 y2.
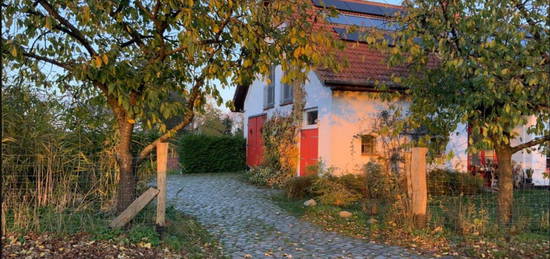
218 0 403 112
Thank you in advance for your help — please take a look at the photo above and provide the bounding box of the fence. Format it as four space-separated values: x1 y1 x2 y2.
426 168 550 237
1 152 156 234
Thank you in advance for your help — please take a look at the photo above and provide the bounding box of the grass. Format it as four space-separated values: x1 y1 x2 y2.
5 204 225 258
273 189 550 258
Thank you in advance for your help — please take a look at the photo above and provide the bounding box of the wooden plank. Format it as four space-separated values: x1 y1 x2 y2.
156 142 168 227
409 147 428 228
110 187 159 228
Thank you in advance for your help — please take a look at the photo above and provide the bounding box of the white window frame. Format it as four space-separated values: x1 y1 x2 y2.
280 82 293 105
264 67 275 109
303 108 318 129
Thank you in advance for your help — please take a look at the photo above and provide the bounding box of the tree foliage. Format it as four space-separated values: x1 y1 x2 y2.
375 0 549 226
2 0 341 211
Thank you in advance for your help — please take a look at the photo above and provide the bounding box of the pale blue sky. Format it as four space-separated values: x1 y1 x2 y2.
219 0 403 111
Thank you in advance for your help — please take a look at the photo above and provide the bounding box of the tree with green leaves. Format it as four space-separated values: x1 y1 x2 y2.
378 0 549 226
3 0 339 212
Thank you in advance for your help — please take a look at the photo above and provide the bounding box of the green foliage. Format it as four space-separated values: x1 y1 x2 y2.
375 0 549 152
3 0 343 208
127 225 161 246
3 0 342 137
427 169 485 196
243 166 278 186
311 176 362 207
261 115 299 184
363 162 398 200
283 175 318 199
177 134 245 173
192 103 236 136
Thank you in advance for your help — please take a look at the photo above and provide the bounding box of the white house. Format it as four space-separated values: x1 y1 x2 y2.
231 0 549 186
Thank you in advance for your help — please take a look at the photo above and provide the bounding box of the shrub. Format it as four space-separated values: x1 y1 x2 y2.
177 134 245 173
363 162 395 200
284 175 318 199
244 166 274 186
311 176 361 207
260 115 299 185
244 165 293 187
428 169 484 196
337 174 367 197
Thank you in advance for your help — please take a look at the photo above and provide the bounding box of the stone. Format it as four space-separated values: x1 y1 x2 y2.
164 173 421 258
367 218 379 224
303 199 317 207
338 211 353 218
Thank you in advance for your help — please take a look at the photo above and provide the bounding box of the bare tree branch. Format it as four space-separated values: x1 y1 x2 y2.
21 51 72 69
512 135 550 153
37 0 97 56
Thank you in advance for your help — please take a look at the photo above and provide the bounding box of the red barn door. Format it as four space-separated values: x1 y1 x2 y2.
300 128 319 176
247 115 266 167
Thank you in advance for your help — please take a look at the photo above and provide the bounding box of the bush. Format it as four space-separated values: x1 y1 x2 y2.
363 162 395 200
428 169 484 196
337 174 367 197
177 134 245 173
284 175 318 199
244 166 275 186
311 176 362 207
244 166 293 187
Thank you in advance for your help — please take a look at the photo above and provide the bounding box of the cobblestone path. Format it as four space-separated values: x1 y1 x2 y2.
166 173 429 259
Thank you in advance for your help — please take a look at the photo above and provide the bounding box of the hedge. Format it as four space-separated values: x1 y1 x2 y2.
177 134 246 173
427 169 485 196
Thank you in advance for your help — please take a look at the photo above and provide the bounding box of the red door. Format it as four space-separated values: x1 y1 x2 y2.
300 128 319 176
247 115 266 167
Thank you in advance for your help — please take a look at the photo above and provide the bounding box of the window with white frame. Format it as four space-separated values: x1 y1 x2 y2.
264 67 275 109
305 109 318 126
281 82 293 105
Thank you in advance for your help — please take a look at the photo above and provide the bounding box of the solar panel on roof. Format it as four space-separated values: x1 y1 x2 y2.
328 14 399 31
312 0 401 17
333 27 395 45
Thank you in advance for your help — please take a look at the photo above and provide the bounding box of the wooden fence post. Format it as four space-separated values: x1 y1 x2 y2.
408 147 428 228
156 142 168 228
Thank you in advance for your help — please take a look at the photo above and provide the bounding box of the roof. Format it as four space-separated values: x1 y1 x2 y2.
232 0 406 112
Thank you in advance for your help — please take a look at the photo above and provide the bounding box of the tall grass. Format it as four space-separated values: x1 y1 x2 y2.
1 86 155 234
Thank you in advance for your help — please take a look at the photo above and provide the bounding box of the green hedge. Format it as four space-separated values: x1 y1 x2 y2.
428 169 485 196
177 134 246 173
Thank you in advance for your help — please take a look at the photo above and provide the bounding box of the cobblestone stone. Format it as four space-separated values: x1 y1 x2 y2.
166 173 430 259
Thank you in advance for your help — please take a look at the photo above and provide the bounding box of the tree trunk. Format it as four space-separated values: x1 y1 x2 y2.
495 144 513 227
116 119 137 213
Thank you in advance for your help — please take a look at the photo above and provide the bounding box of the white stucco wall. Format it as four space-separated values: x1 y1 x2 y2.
242 69 548 185
242 67 332 175
326 91 410 175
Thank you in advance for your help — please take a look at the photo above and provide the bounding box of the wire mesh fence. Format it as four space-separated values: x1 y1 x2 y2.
426 168 550 238
1 153 156 234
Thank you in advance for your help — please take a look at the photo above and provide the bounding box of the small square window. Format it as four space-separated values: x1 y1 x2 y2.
306 110 318 125
361 135 376 155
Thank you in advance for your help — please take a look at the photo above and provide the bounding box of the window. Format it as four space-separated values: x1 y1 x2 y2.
281 83 293 105
305 109 318 125
264 68 275 109
361 135 376 155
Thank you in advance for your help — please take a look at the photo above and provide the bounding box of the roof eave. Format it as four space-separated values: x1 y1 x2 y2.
323 79 406 92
